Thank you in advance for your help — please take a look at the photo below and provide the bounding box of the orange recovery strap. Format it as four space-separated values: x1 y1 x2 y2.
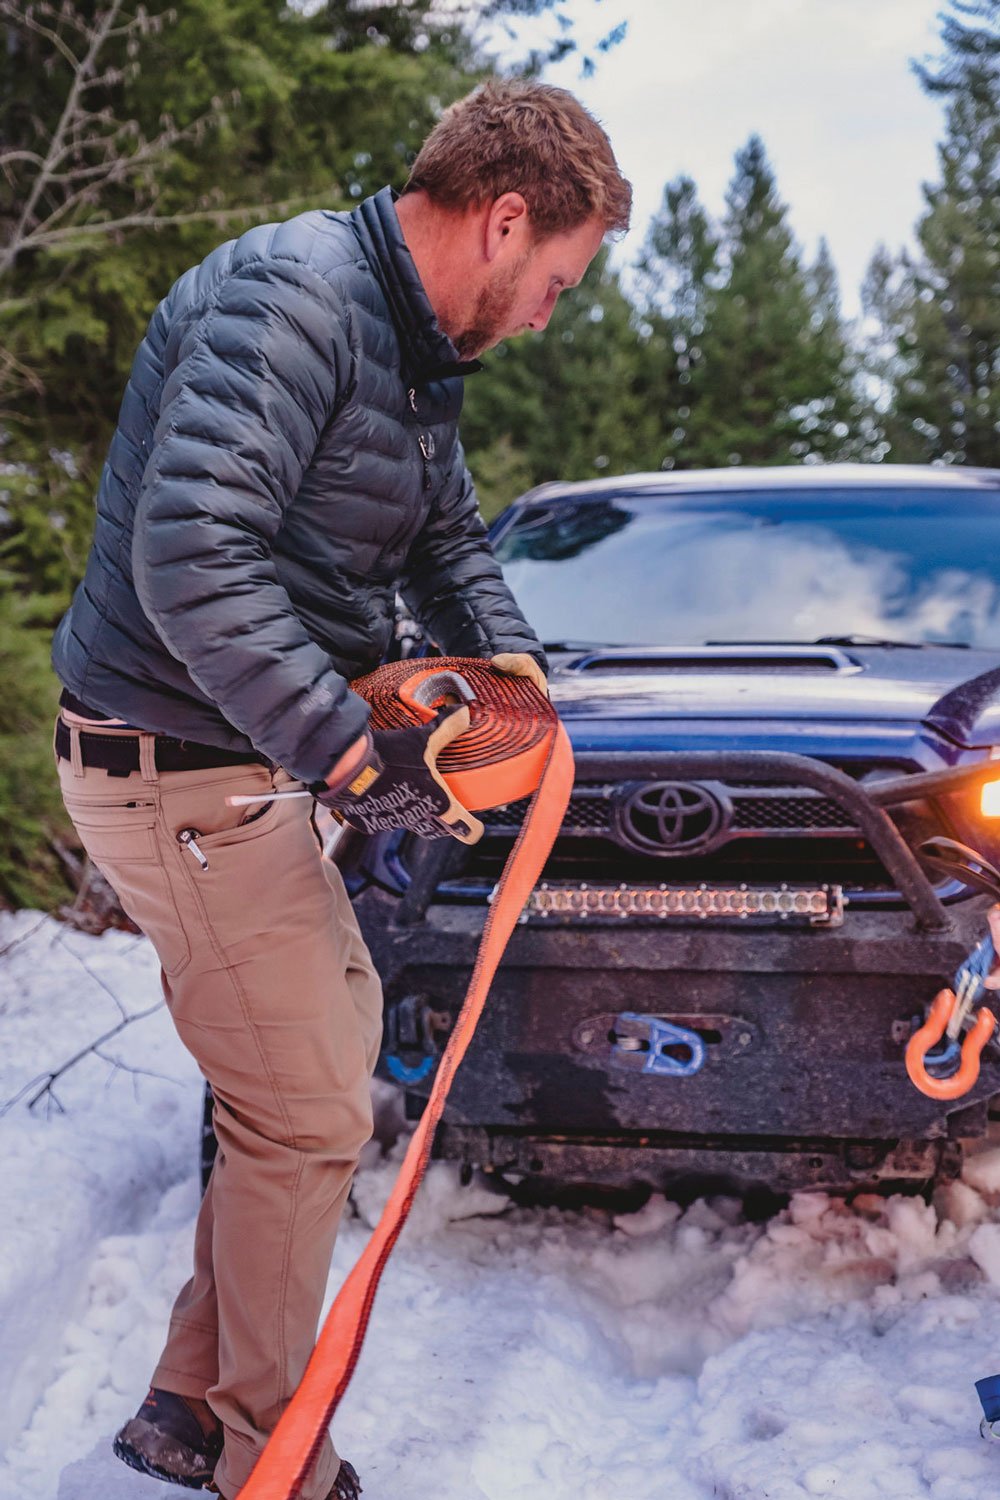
237 659 574 1499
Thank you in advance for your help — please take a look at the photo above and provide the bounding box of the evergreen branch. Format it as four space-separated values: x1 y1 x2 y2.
0 0 234 277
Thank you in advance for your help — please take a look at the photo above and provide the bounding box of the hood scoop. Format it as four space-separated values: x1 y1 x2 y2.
566 645 862 676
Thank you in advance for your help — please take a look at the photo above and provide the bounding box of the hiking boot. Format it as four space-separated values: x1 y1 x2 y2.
113 1386 223 1489
331 1459 363 1499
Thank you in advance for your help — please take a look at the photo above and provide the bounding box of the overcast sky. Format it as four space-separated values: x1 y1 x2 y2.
496 0 950 319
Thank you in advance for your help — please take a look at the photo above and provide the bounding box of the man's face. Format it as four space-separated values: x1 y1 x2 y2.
454 215 606 360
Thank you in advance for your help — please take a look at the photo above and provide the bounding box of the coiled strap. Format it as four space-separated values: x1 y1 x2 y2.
238 659 574 1499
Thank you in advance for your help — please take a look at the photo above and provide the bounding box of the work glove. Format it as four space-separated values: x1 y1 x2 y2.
314 706 483 845
490 652 549 698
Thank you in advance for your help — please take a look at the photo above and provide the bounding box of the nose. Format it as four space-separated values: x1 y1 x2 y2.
528 291 558 333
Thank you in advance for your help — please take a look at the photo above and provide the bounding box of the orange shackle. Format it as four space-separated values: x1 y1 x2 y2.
905 988 997 1100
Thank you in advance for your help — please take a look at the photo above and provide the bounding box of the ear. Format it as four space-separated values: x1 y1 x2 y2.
484 192 530 263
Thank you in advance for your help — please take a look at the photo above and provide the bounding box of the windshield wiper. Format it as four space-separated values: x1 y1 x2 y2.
708 635 970 650
814 634 969 650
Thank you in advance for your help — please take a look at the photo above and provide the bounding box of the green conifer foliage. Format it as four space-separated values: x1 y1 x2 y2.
634 175 719 471
637 141 861 471
0 590 69 909
684 137 858 468
872 1 1000 464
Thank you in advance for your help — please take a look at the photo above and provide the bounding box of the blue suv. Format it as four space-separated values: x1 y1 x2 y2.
341 464 1000 1200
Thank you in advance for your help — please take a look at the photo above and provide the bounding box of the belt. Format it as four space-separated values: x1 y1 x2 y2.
55 717 268 775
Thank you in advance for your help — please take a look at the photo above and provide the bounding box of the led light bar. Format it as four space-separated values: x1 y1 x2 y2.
525 881 844 927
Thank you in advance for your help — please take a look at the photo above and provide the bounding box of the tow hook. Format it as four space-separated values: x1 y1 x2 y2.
610 1012 706 1078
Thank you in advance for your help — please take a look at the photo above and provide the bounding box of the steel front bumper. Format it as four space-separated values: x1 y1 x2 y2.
354 885 1000 1189
351 752 1000 1193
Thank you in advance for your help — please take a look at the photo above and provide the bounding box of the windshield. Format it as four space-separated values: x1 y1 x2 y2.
492 486 1000 649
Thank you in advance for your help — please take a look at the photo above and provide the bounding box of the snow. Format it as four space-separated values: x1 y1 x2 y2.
5 913 1000 1498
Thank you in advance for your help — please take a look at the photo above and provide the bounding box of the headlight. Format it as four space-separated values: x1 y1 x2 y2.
982 780 1000 817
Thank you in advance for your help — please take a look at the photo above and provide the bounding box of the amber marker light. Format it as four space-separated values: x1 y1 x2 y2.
981 779 1000 817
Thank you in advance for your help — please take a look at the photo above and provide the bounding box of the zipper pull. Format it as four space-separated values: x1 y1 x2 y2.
177 828 209 870
408 387 418 414
418 431 434 491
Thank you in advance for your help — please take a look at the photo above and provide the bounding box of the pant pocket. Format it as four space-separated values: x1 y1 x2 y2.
68 806 192 977
170 795 323 957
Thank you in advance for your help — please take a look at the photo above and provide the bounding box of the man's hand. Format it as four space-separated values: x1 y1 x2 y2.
314 707 483 844
490 652 548 698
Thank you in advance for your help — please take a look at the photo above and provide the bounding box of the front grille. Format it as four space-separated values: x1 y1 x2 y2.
730 796 854 831
486 792 612 833
455 774 947 904
483 785 858 839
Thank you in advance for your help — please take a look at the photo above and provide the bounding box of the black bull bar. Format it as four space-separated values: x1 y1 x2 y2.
389 748 1000 931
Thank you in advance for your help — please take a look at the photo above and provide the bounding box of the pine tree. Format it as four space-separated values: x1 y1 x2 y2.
636 140 861 470
873 1 1000 464
633 175 718 469
675 136 858 468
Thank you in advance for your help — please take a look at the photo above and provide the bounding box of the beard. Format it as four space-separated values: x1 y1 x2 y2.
452 253 530 360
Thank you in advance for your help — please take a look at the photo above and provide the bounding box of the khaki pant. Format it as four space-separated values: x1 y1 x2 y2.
57 726 383 1500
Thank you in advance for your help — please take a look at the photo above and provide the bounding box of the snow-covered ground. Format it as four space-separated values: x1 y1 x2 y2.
6 912 1000 1499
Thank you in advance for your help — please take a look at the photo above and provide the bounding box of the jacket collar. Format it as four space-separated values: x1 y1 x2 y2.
350 187 482 384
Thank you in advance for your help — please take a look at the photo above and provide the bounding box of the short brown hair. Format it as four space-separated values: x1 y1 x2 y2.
403 79 632 239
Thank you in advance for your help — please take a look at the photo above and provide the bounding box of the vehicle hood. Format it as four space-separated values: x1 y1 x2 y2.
547 644 1000 748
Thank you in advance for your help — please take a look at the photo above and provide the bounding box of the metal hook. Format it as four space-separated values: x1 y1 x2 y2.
905 987 997 1100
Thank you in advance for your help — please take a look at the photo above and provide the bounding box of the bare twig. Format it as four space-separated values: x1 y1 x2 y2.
53 924 132 1024
0 999 164 1116
0 2 236 278
0 910 170 1116
0 1 344 410
0 0 126 276
0 913 50 963
28 195 320 249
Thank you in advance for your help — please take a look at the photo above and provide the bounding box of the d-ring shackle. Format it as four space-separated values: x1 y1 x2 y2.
906 838 1000 1100
905 989 996 1100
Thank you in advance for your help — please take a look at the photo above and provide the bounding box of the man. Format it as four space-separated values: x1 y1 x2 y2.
51 78 631 1499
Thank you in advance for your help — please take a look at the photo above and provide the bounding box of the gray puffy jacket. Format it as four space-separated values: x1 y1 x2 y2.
52 188 544 782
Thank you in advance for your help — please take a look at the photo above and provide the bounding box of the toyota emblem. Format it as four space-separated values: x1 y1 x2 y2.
613 781 727 855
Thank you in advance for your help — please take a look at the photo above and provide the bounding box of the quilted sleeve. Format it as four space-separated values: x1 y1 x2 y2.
132 254 370 783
